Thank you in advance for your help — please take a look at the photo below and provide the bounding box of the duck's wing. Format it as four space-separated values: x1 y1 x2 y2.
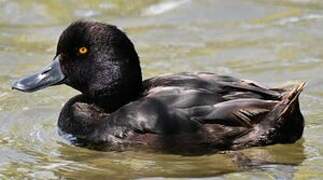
108 86 280 136
186 98 277 127
138 72 286 127
108 72 300 132
102 93 281 153
109 72 285 135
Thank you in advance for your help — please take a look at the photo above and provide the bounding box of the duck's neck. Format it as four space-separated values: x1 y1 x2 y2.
90 83 143 112
85 61 143 112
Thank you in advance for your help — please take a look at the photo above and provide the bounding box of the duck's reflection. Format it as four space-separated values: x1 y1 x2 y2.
54 139 305 178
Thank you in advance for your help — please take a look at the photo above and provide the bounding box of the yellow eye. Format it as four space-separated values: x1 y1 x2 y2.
78 47 88 54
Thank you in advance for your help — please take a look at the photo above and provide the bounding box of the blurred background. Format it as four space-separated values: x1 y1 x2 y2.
0 0 323 179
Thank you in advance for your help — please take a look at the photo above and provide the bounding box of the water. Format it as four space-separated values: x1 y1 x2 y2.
0 0 323 179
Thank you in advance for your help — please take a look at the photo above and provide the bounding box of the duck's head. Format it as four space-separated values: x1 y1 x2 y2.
12 21 142 108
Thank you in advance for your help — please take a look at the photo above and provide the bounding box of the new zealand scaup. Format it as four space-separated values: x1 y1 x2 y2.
12 21 305 154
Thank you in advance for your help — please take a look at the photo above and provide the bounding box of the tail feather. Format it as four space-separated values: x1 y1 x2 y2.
278 82 305 119
259 82 305 143
232 82 305 148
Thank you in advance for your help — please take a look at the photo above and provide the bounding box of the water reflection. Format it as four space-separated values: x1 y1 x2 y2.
2 137 306 179
45 141 306 178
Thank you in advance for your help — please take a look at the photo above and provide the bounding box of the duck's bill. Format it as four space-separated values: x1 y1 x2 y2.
11 55 65 92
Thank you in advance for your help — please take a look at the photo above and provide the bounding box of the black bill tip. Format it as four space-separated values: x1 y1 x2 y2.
11 55 65 93
11 79 35 92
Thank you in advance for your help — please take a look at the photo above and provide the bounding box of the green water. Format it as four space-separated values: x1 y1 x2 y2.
0 0 323 179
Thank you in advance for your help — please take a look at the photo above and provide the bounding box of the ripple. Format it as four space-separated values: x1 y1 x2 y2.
141 0 190 16
277 13 323 25
74 9 100 18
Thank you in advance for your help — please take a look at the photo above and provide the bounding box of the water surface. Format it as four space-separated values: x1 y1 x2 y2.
0 0 323 179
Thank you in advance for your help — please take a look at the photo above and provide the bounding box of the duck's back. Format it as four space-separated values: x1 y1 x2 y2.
142 72 282 105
